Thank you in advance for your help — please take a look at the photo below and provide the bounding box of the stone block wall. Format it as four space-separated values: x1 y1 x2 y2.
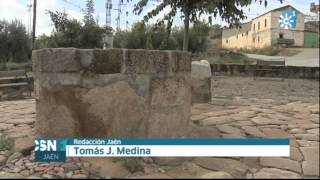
33 48 191 138
211 64 319 79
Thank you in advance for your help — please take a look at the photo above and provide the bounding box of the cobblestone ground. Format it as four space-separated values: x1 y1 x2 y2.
0 77 319 179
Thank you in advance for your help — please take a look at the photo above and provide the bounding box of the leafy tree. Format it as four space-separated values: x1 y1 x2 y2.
84 0 95 23
43 0 111 49
131 0 282 51
47 10 82 48
0 19 31 66
113 20 209 52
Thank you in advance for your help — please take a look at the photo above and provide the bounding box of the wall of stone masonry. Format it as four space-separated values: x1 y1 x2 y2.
211 64 320 79
33 48 192 138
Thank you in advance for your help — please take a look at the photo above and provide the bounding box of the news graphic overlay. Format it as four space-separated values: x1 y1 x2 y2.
35 138 290 162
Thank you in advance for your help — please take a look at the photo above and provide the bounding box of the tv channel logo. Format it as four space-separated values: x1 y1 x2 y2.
34 139 66 162
35 139 57 151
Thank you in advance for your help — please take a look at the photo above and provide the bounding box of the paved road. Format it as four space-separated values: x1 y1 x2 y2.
246 48 319 67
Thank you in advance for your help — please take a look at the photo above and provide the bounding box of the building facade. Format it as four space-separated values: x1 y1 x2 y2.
222 5 305 49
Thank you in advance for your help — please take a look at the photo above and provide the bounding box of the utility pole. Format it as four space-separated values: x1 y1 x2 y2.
106 0 112 26
32 0 37 48
114 0 126 31
27 1 32 36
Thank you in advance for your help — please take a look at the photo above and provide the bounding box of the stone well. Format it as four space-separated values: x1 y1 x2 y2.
33 48 191 138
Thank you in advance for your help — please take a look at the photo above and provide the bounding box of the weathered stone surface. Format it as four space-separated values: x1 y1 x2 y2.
34 48 191 138
307 128 319 135
153 157 193 166
33 48 80 73
302 160 319 176
290 147 303 162
200 117 234 126
241 126 265 137
190 115 207 122
289 128 306 134
194 158 249 178
216 125 243 134
0 172 24 179
184 125 220 138
191 60 211 79
296 140 319 147
5 118 34 125
6 152 23 164
123 50 191 74
191 78 211 104
200 171 234 179
165 162 212 178
83 158 129 178
151 77 190 107
91 49 122 74
0 123 14 131
260 157 302 173
254 168 301 178
82 81 149 137
300 147 319 162
241 157 260 168
132 173 173 179
203 109 242 117
260 128 291 138
251 116 287 125
294 134 319 141
0 155 7 166
190 60 211 103
14 136 34 154
148 106 189 137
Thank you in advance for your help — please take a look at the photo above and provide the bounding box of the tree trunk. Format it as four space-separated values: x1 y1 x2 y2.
32 0 37 48
183 9 190 52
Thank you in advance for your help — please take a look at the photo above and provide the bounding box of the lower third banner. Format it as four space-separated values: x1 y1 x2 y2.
35 138 290 162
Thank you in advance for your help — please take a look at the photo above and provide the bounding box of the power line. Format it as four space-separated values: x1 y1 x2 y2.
113 0 126 30
60 0 84 12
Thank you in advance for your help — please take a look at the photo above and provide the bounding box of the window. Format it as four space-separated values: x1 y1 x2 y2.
246 31 249 36
258 36 260 42
253 37 255 43
253 24 255 31
226 39 229 44
258 22 260 30
279 33 284 39
242 33 244 37
265 19 267 28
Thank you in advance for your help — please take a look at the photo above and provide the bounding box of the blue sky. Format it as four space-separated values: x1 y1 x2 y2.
0 0 318 36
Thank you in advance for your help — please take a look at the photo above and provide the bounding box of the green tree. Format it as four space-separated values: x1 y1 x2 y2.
113 20 209 52
84 0 95 23
44 0 110 49
132 0 282 52
0 19 31 66
47 10 82 47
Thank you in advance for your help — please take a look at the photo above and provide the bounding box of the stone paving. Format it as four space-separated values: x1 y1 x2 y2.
0 77 319 179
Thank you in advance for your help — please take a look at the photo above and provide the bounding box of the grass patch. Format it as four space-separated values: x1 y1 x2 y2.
216 52 255 64
0 62 32 71
0 134 14 152
241 47 281 56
